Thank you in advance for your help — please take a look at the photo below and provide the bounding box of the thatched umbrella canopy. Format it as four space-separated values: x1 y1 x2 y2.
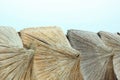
20 27 83 80
98 31 120 80
67 30 118 80
0 27 34 80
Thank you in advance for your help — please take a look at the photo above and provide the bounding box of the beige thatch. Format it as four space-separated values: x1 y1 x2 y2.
0 27 23 48
1 26 119 80
67 30 117 80
98 31 120 80
0 27 34 80
20 27 83 80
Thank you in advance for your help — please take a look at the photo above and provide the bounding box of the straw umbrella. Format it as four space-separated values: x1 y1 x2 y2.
20 27 83 80
0 27 34 80
67 30 117 80
98 31 120 80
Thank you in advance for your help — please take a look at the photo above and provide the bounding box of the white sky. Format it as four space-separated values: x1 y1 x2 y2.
0 0 120 33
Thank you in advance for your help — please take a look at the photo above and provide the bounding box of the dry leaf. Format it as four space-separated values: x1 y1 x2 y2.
67 30 117 80
0 27 34 80
20 27 83 80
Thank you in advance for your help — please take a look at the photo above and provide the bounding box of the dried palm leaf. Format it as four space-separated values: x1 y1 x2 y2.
98 31 120 80
0 27 34 80
20 27 83 80
67 30 117 80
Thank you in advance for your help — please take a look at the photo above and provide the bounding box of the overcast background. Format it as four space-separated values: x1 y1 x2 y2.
0 0 120 33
